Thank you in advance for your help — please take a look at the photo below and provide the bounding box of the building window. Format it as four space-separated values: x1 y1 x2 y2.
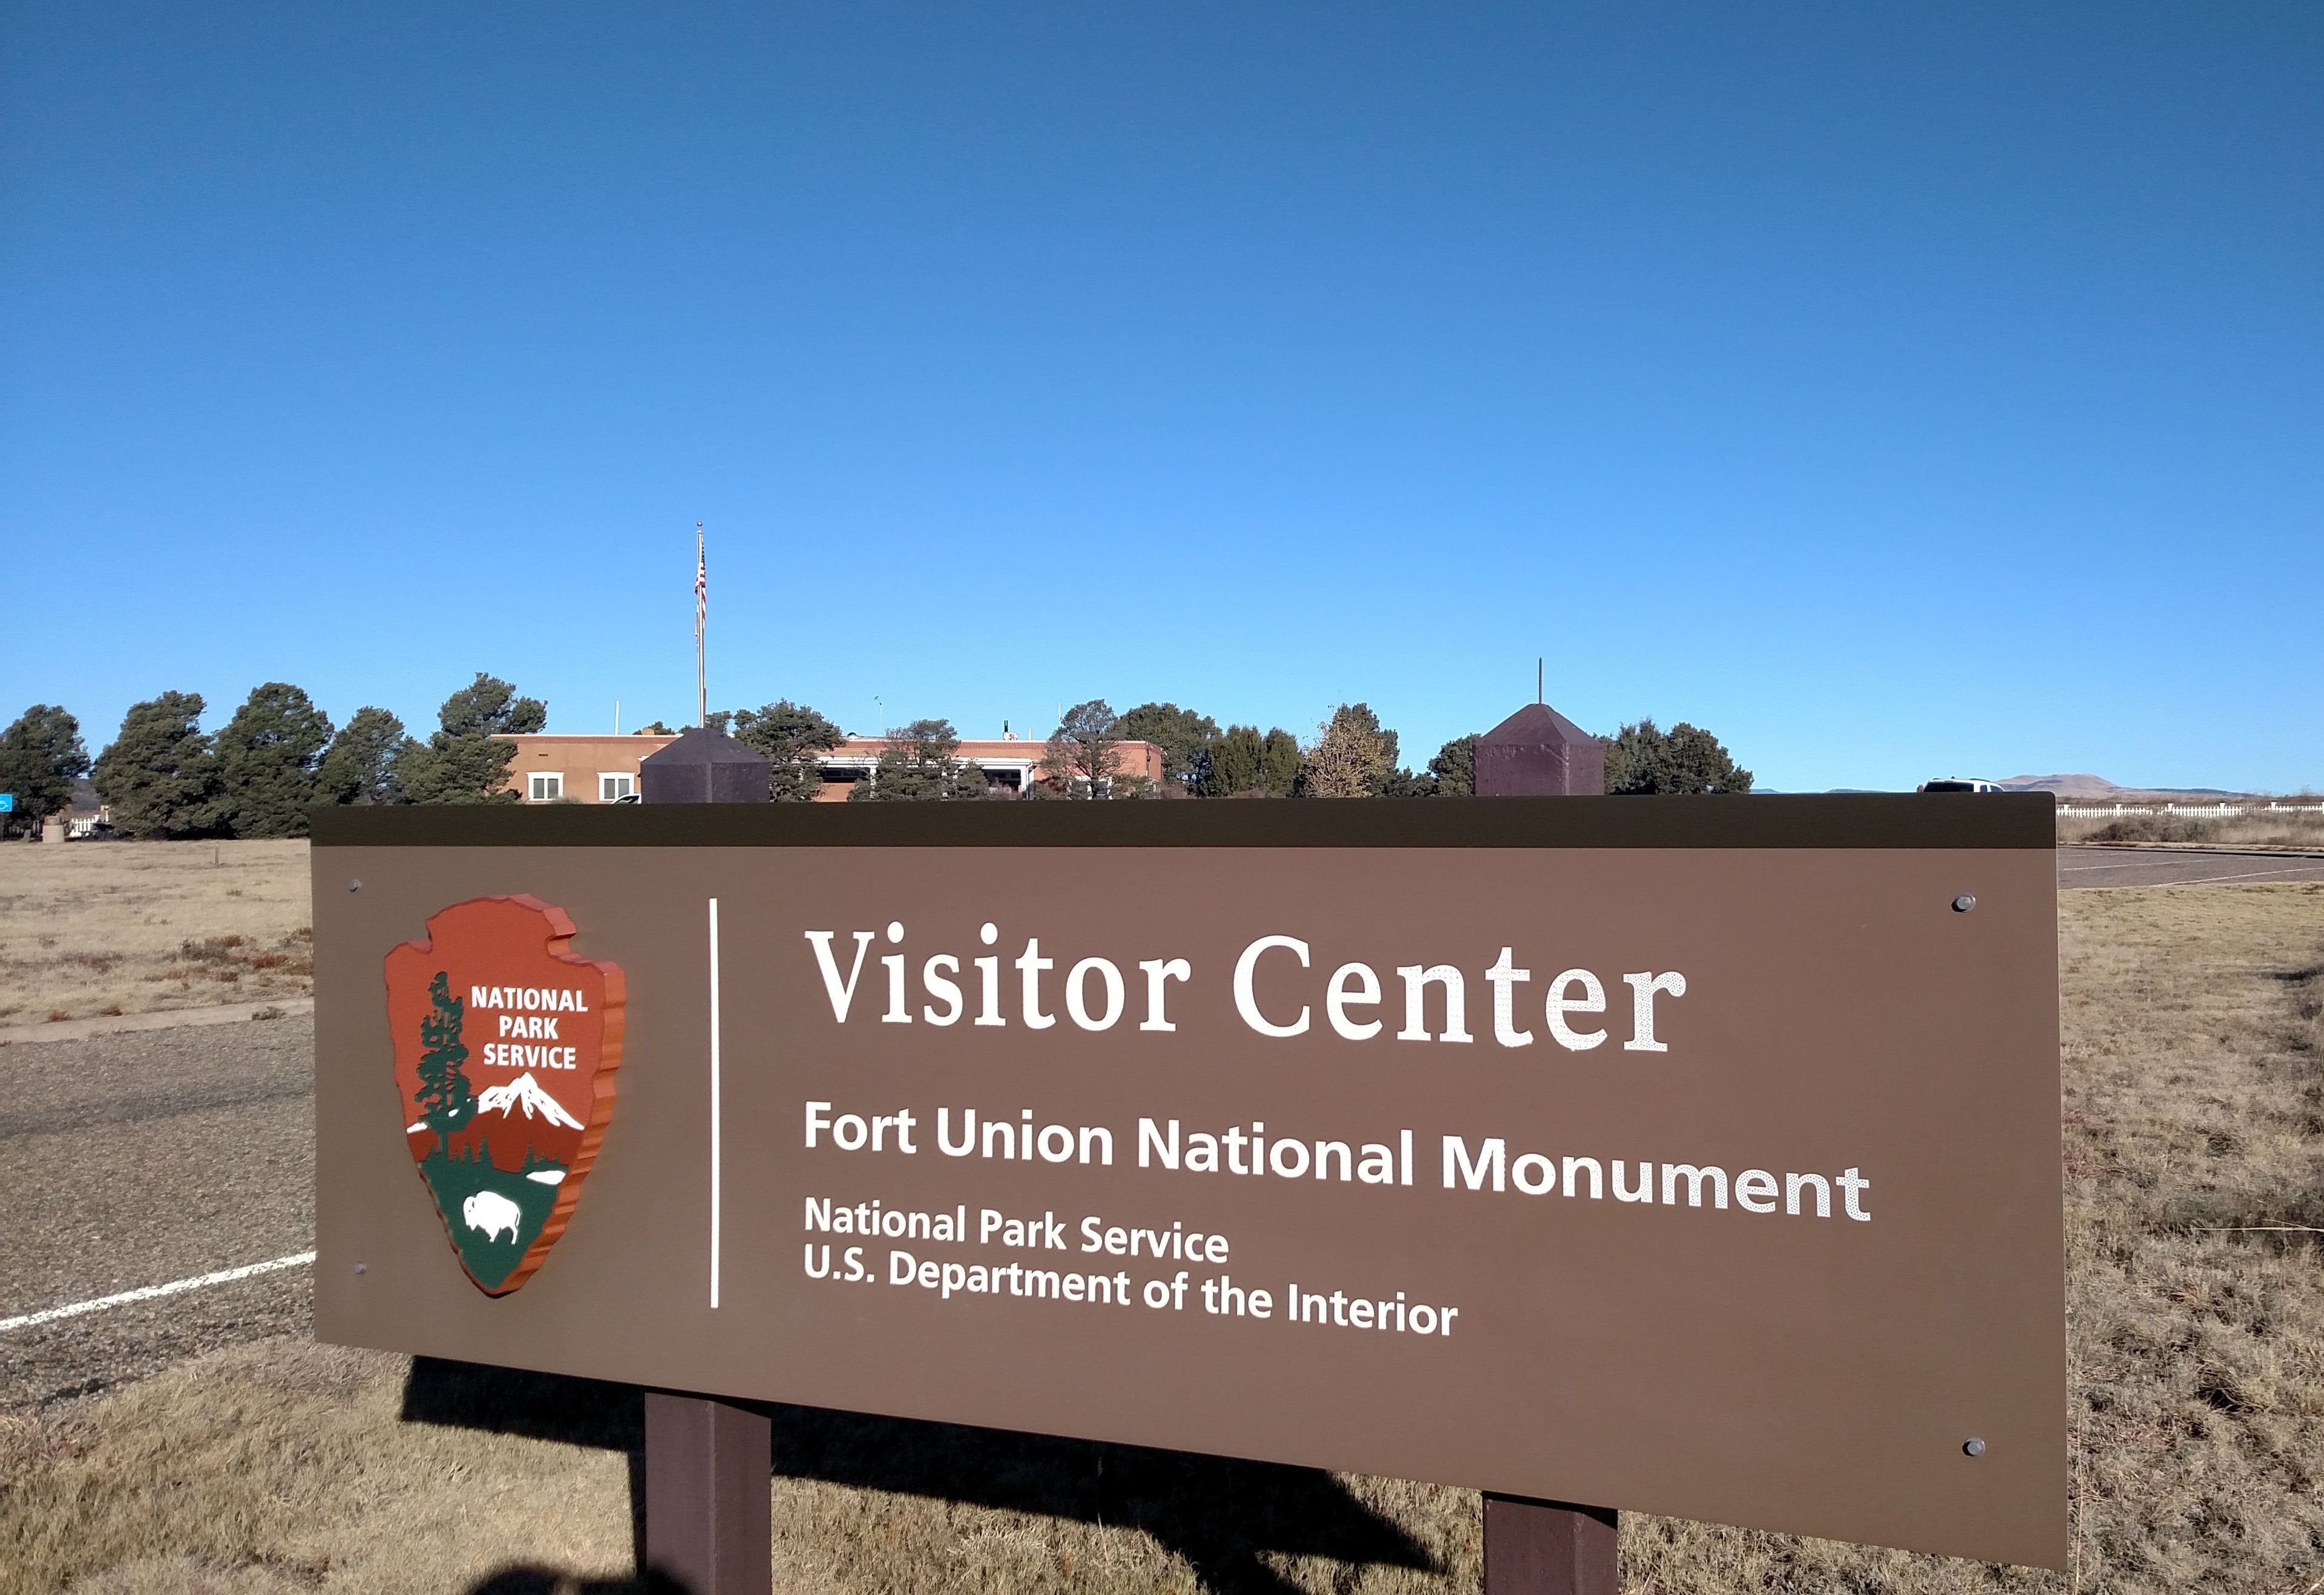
600 773 635 803
528 773 563 802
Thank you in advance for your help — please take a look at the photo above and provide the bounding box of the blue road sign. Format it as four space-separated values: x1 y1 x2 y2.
0 793 14 813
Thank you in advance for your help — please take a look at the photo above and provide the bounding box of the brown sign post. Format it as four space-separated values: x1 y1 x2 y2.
642 728 772 1595
1472 696 1616 1593
312 794 2067 1582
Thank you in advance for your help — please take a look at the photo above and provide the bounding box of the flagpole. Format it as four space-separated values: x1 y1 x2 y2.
694 522 707 729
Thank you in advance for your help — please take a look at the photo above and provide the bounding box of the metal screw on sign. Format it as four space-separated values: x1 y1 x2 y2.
1963 1438 1988 1457
350 879 362 892
1952 894 1976 912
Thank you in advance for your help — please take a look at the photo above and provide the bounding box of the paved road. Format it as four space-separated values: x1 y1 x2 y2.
0 1016 312 1407
2058 845 2324 889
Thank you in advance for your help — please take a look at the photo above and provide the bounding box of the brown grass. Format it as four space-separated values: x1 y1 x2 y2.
3 884 2320 1594
0 842 311 1024
2059 810 2324 851
0 1341 634 1595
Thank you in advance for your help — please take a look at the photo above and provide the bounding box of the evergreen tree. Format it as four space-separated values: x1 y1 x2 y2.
1206 725 1264 795
93 692 225 838
1258 728 1302 796
1111 703 1220 794
849 719 989 801
317 707 412 805
414 971 478 1142
396 735 521 805
1039 699 1151 798
214 683 334 837
1206 724 1303 796
1603 720 1754 794
0 704 90 838
1370 716 1405 793
394 673 546 804
726 700 845 801
1426 733 1480 797
440 673 548 739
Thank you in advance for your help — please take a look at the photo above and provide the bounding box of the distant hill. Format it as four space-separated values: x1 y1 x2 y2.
2001 773 2122 797
2002 774 2243 800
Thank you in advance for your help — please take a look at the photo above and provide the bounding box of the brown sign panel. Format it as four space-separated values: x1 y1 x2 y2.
312 798 2065 1568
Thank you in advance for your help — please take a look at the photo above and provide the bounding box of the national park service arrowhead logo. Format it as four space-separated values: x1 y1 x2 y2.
385 897 624 1295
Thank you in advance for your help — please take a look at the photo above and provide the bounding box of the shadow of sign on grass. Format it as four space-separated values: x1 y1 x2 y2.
401 1357 1441 1595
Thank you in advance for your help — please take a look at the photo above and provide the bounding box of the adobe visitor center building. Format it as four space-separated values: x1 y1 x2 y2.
493 733 1166 803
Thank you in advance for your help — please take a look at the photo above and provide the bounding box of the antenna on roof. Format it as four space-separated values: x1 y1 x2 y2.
693 522 708 730
1537 658 1543 705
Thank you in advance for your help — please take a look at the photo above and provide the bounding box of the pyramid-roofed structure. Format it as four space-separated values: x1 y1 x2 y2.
640 728 772 804
1480 701 1596 748
1474 701 1604 796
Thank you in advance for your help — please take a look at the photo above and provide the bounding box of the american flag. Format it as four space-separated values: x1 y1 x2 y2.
694 524 707 639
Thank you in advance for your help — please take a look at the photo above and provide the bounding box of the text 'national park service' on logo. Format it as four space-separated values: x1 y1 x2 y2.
384 896 625 1295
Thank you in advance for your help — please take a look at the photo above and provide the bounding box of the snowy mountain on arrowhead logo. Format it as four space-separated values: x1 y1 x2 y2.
476 1072 585 1131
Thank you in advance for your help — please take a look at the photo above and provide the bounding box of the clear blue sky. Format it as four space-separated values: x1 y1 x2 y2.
4 4 2317 791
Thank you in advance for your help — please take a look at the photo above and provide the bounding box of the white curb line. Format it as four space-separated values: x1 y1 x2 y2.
0 1252 316 1334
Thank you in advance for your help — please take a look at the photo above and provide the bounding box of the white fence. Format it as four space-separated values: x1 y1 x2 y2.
2057 802 2324 818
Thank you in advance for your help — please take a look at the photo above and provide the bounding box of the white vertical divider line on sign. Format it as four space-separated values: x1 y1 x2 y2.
709 896 723 1310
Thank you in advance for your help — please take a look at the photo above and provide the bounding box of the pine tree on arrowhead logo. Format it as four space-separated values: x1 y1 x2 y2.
385 896 624 1295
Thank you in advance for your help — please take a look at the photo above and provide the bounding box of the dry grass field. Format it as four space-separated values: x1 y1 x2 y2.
2 880 2321 1594
0 842 312 1025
